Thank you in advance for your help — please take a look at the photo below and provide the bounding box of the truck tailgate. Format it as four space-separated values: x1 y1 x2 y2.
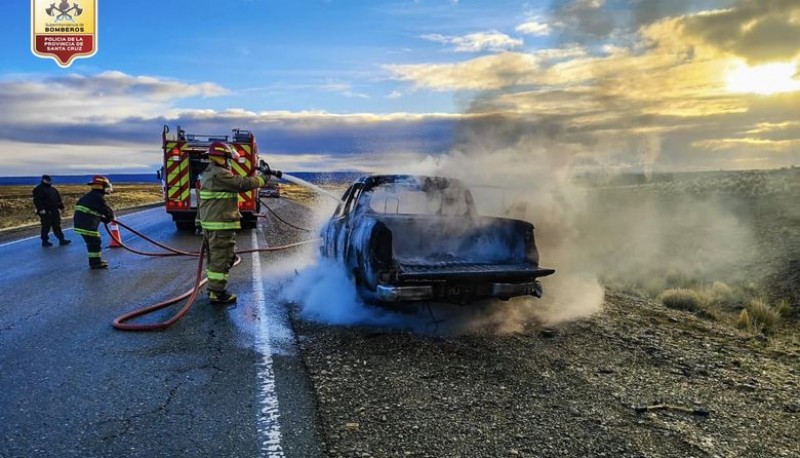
397 261 555 281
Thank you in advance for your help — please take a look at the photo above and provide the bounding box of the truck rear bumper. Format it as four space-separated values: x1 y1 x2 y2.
376 280 543 302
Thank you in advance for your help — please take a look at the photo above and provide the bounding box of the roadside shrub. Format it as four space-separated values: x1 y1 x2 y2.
736 309 755 334
659 288 705 312
738 298 782 334
709 281 734 304
773 299 793 318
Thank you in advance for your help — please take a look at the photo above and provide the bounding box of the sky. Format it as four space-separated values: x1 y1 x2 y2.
2 0 799 176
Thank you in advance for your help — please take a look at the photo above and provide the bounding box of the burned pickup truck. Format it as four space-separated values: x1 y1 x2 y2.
321 175 555 304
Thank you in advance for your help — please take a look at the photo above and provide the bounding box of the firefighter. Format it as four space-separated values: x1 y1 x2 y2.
32 174 71 247
74 175 115 269
199 141 281 304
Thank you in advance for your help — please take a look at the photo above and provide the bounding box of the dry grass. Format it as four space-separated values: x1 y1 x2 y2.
659 288 706 312
0 181 341 230
653 284 792 337
736 298 784 335
279 183 347 206
279 183 320 206
0 184 162 230
773 299 792 318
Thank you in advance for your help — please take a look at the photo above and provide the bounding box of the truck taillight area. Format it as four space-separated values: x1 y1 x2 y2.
160 124 262 231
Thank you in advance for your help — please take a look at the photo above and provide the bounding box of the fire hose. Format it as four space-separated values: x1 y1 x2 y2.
258 198 313 232
108 217 319 332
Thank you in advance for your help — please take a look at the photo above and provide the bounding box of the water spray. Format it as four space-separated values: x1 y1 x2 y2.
258 159 343 202
281 173 343 203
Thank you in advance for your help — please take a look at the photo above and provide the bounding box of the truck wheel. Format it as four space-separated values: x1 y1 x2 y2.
175 221 196 231
240 219 258 230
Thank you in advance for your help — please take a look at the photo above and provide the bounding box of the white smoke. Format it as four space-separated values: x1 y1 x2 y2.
280 258 403 327
393 133 607 329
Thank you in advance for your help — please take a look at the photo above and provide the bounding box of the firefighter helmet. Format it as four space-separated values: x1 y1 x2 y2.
207 141 239 160
88 175 113 193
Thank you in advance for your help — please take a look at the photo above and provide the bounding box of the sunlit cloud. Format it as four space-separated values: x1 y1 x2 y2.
679 0 800 64
384 52 539 90
726 61 800 95
693 138 800 152
743 121 800 135
383 5 800 172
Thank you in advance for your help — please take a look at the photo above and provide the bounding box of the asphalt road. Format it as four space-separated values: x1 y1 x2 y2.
0 202 323 458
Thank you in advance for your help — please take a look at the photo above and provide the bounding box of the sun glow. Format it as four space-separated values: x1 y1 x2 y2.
726 62 800 95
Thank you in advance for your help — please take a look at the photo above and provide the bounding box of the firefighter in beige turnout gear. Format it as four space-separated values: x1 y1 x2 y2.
199 141 282 304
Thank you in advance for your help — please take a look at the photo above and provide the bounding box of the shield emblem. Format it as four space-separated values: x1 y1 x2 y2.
31 0 97 68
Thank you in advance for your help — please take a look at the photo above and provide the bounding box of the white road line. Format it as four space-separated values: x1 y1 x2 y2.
251 229 285 458
0 228 75 248
0 207 161 249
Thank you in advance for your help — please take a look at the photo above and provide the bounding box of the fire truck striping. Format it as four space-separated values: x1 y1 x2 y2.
160 125 263 230
251 230 286 457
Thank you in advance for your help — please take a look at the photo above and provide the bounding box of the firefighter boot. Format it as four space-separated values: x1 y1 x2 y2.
90 260 109 269
208 290 237 305
59 238 72 246
42 239 53 247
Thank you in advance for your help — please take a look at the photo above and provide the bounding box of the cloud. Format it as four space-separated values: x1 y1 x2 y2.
421 31 523 53
0 71 229 124
47 70 229 100
679 0 800 64
0 72 468 175
385 52 539 90
385 7 800 172
549 0 615 40
0 141 160 176
692 137 800 152
515 20 551 37
7 0 800 181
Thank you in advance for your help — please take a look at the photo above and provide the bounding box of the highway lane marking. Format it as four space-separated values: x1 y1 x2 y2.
0 229 74 248
252 229 285 457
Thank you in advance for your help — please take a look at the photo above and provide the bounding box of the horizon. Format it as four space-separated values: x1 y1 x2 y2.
3 165 798 183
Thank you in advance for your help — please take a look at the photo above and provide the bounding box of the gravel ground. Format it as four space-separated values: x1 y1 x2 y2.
268 197 800 458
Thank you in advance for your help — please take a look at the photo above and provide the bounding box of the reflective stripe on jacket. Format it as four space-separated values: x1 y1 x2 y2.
74 189 115 232
198 163 266 231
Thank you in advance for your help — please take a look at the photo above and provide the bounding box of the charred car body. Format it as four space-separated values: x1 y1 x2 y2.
321 175 555 304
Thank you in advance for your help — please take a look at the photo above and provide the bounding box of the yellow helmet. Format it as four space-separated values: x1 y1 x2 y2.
207 141 239 166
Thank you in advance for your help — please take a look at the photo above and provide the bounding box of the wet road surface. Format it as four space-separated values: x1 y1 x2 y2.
0 203 322 458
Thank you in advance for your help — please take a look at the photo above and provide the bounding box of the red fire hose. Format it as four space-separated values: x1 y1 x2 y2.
107 219 318 332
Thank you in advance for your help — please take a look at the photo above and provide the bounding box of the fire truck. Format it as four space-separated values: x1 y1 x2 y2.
158 125 262 231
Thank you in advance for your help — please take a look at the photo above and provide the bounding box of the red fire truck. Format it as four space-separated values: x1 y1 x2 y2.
158 125 262 231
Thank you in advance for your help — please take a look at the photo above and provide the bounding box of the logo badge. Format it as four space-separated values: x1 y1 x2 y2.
31 0 97 67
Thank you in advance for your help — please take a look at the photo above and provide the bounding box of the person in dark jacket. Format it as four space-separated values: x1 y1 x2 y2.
74 176 115 269
32 175 71 247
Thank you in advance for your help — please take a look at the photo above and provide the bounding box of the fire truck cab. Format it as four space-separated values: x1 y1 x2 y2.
160 124 261 231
